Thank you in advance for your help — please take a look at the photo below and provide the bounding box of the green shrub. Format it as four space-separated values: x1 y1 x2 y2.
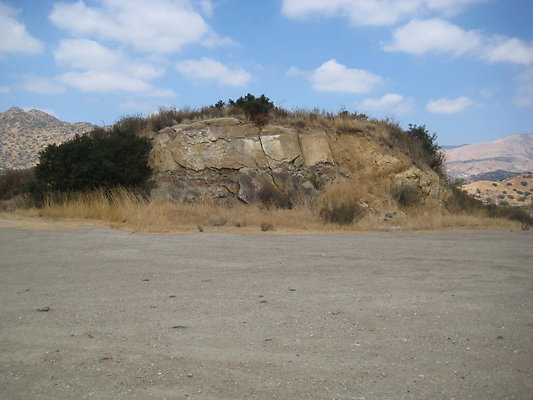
319 202 365 225
391 182 422 208
445 186 483 213
35 127 151 193
228 94 274 124
406 124 445 173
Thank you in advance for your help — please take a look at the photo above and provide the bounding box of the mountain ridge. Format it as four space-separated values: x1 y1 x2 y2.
0 107 94 172
444 133 533 178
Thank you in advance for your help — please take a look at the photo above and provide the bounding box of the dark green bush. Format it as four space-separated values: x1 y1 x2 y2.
406 124 445 173
391 182 422 208
319 202 365 225
34 127 151 193
228 94 274 124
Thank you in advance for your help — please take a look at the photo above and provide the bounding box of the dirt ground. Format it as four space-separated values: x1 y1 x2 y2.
0 222 532 400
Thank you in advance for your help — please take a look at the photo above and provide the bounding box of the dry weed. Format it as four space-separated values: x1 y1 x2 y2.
29 188 524 233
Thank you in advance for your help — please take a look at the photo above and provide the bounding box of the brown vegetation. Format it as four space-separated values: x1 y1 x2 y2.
0 187 515 233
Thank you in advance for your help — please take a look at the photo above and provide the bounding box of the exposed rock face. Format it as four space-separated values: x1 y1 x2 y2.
149 118 445 207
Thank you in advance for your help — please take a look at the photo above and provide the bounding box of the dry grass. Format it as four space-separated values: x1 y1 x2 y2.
35 188 330 233
14 188 520 233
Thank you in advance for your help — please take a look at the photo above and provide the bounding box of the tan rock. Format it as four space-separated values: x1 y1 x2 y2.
260 129 301 165
170 135 267 171
299 132 334 166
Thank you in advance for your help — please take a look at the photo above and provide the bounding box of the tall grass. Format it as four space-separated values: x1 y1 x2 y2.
31 187 523 233
38 188 330 232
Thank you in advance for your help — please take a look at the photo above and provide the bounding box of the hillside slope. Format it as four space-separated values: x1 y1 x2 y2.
0 107 94 171
445 133 533 178
461 171 533 207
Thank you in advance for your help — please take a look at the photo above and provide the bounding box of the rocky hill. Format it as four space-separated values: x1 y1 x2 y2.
0 107 94 172
460 171 533 207
148 117 447 210
445 133 533 179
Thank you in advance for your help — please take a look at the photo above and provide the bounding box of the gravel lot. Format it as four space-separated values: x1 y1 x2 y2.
1 226 532 399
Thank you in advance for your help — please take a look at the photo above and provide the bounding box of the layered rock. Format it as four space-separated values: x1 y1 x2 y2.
149 118 445 208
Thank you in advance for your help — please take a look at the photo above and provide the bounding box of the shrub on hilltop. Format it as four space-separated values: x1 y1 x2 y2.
228 93 274 124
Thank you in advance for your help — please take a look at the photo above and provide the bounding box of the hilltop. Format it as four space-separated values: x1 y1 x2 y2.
2 98 532 231
445 133 533 179
0 107 94 172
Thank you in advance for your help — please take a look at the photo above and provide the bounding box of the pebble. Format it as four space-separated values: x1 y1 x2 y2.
37 306 50 312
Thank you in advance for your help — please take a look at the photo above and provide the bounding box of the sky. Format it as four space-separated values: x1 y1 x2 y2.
0 0 532 146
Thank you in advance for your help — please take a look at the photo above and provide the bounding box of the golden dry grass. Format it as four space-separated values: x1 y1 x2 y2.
14 188 518 234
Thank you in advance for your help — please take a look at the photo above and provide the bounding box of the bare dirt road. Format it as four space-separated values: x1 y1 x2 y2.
1 226 532 399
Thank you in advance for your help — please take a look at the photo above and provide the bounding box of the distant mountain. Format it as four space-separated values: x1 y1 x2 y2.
441 144 468 151
444 133 533 179
469 170 521 182
0 107 94 172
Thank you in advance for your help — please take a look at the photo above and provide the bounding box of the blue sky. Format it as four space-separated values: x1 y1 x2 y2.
0 0 532 145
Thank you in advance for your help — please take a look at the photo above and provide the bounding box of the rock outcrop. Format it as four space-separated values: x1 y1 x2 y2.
149 118 446 209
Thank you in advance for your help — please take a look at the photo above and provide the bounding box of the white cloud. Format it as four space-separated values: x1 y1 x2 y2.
286 66 305 77
49 0 230 54
58 71 175 97
310 59 383 93
281 0 486 26
0 86 10 94
54 39 170 96
176 58 252 87
55 39 164 79
384 18 482 56
426 96 474 113
0 2 44 54
482 37 533 65
19 74 65 94
55 39 124 71
385 18 533 65
359 93 413 114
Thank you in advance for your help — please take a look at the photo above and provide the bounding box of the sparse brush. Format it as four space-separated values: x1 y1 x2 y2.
0 168 36 201
391 182 422 208
260 222 274 231
319 202 365 225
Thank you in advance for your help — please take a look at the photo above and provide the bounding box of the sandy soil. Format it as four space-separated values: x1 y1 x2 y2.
0 223 532 400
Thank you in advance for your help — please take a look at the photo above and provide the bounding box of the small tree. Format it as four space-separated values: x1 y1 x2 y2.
228 93 274 124
407 124 445 174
